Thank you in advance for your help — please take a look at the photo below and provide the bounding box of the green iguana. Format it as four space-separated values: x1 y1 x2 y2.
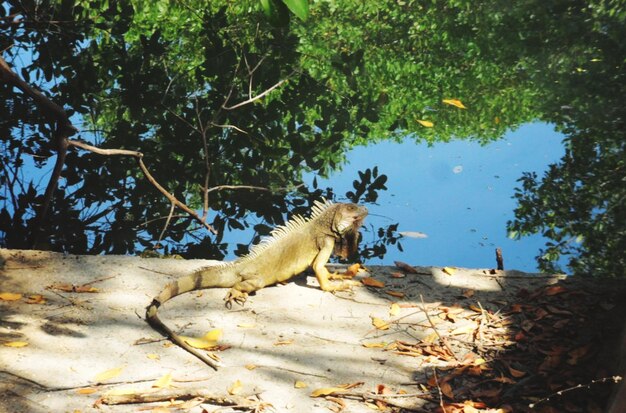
146 200 368 369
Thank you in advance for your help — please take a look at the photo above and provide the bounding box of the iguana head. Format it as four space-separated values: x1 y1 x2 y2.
330 203 368 260
331 203 368 235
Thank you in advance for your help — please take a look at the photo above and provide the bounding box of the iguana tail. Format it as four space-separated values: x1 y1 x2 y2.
145 265 237 370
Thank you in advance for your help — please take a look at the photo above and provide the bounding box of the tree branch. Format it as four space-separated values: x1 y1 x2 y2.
68 139 218 234
0 55 77 137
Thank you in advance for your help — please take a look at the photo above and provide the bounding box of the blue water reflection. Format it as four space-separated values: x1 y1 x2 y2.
308 122 565 272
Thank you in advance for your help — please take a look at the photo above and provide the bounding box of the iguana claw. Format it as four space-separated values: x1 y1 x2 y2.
224 289 248 309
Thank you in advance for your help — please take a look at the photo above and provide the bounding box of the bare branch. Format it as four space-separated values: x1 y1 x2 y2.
206 183 305 194
206 185 271 194
156 202 177 248
222 70 295 110
210 122 249 134
68 139 218 234
0 55 77 136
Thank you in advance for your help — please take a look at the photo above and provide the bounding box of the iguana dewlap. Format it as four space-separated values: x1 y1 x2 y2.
146 200 368 369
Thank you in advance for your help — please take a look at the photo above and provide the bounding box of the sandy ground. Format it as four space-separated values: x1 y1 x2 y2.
0 249 624 412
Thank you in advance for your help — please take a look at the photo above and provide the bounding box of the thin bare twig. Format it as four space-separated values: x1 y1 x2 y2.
156 202 177 248
210 121 249 134
419 294 460 362
97 388 260 408
432 368 446 411
222 70 295 110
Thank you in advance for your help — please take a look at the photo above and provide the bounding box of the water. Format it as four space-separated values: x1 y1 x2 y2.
307 122 565 272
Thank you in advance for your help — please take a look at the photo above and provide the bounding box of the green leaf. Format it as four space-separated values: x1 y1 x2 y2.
260 0 290 27
283 0 309 21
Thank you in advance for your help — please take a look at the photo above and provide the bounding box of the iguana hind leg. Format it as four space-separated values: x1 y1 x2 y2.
224 276 266 308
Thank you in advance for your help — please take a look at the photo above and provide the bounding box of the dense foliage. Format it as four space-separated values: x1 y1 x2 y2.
0 1 624 275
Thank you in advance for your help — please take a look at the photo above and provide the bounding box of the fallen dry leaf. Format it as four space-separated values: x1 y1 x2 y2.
394 261 418 274
508 366 526 378
442 267 456 275
362 341 388 348
385 290 405 298
227 379 242 395
310 387 348 397
274 339 294 346
0 292 22 301
449 324 476 336
390 272 406 278
461 289 475 298
343 263 361 277
180 329 222 349
544 285 567 296
76 388 97 395
152 373 173 389
389 303 400 316
146 353 160 360
245 364 257 370
371 316 390 330
440 381 454 398
93 366 124 383
3 341 28 348
25 294 46 304
361 277 385 288
294 380 308 389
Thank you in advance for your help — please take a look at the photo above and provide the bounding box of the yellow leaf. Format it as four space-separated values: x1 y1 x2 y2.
152 373 172 389
294 380 308 389
344 263 361 277
146 353 160 360
310 387 348 397
362 342 388 348
180 329 222 349
442 266 456 275
361 277 385 288
389 303 400 316
417 119 434 128
371 316 389 330
0 292 22 301
227 379 242 395
93 366 124 382
237 323 256 328
76 388 97 395
449 325 475 336
245 364 257 370
442 98 467 109
75 286 99 293
3 341 28 348
423 332 438 343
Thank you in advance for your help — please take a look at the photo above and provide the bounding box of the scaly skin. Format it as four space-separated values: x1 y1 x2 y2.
146 200 368 369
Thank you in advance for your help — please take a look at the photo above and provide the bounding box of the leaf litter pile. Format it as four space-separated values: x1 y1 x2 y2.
345 275 625 413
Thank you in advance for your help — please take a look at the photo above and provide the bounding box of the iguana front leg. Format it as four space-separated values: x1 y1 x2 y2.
313 237 357 292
